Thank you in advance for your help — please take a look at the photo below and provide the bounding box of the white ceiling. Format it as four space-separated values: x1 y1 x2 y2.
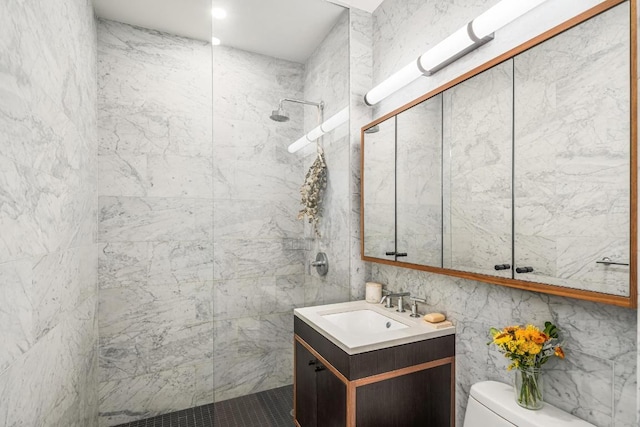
93 0 383 63
211 0 346 62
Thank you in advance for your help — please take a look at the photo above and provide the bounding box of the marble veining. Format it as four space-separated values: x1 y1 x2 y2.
0 0 99 425
211 38 306 402
97 20 213 426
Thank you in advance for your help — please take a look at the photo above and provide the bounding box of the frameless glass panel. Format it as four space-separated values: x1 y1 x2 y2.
513 2 630 295
443 60 513 277
396 94 443 267
363 118 396 260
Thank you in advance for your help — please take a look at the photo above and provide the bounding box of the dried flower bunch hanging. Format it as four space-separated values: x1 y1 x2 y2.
298 147 327 236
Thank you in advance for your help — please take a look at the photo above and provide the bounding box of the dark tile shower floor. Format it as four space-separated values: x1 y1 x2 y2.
114 385 294 427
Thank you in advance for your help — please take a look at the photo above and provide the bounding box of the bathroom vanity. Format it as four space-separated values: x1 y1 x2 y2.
293 301 455 427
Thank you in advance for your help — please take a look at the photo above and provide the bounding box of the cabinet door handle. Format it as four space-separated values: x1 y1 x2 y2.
596 257 629 266
308 360 317 366
385 251 396 256
396 252 407 257
515 267 534 274
314 364 326 372
494 264 511 271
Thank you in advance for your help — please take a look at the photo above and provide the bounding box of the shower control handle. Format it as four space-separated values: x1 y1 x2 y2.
515 266 534 274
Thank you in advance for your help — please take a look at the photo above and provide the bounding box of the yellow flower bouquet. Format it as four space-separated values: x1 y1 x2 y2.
489 322 565 409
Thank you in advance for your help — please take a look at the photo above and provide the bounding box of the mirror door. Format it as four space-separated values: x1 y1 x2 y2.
443 60 514 278
396 94 443 267
513 2 631 295
363 118 396 260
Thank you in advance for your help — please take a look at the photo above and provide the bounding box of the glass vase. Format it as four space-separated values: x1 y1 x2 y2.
514 367 543 410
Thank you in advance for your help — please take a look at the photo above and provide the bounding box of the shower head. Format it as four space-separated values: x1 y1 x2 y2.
270 107 290 122
269 98 324 123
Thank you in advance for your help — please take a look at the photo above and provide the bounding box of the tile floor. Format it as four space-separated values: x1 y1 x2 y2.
113 385 294 427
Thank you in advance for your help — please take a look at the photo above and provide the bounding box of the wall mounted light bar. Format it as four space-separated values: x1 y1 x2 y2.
288 107 350 153
364 0 547 106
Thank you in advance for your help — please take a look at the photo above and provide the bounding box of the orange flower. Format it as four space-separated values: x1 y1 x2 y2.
532 332 548 344
554 346 565 359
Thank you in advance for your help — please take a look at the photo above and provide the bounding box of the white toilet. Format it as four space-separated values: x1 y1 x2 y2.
463 381 596 427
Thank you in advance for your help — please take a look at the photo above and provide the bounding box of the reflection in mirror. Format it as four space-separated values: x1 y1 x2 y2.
396 95 443 267
363 118 396 259
513 2 630 295
443 60 513 277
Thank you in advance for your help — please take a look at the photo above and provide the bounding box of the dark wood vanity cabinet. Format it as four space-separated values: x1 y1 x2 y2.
294 317 455 427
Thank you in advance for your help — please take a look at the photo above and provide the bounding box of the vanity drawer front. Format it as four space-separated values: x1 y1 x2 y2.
355 362 452 427
349 335 454 380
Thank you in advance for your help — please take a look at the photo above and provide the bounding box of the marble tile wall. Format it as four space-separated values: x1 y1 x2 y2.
96 20 213 426
348 9 373 300
357 0 638 426
212 45 305 402
302 9 353 306
0 0 99 426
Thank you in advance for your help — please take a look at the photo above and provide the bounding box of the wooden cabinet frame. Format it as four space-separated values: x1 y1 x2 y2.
361 0 638 308
293 317 455 427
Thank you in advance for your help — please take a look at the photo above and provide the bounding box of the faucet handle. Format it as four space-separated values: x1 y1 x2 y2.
409 297 426 317
396 292 410 313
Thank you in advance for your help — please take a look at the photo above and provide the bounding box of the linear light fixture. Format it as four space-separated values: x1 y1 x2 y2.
288 107 349 153
364 0 547 106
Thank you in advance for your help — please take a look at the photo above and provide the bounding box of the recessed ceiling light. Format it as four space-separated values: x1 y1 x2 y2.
211 8 227 19
211 37 221 46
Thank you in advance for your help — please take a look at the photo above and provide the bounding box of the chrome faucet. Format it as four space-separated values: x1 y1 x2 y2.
380 289 393 308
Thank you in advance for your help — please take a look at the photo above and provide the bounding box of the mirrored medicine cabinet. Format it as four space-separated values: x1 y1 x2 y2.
361 0 637 308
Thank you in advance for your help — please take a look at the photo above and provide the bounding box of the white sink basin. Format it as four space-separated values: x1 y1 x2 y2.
294 300 455 355
322 309 409 334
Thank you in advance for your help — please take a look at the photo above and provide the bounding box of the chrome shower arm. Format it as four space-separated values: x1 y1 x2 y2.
279 98 324 110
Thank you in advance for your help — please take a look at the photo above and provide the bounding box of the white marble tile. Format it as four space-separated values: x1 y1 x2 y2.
98 282 212 337
194 361 214 406
0 296 97 427
98 366 197 426
32 246 97 340
275 274 306 313
99 321 213 382
98 241 213 289
544 352 614 427
97 20 212 158
98 196 213 243
213 239 304 280
0 259 35 373
213 277 277 321
1 0 98 424
213 353 292 403
213 199 302 239
236 313 294 357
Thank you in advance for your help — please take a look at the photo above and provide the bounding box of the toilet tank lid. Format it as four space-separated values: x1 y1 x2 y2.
469 381 596 427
